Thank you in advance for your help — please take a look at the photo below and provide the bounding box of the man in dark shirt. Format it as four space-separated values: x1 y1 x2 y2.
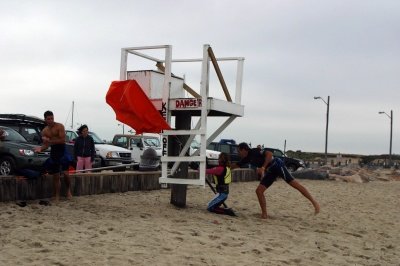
232 142 264 177
235 142 320 219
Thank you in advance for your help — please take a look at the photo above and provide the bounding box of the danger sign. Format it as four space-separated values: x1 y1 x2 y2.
175 98 202 109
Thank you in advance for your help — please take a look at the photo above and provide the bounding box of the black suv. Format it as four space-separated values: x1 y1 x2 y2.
0 126 49 176
207 141 305 171
0 114 45 145
207 141 240 164
263 147 305 171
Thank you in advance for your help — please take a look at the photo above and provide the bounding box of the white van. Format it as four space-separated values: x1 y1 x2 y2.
112 134 162 163
112 135 220 166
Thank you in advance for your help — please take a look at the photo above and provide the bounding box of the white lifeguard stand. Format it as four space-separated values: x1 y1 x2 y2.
119 44 244 186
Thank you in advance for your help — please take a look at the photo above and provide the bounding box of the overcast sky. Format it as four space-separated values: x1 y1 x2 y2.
1 0 399 155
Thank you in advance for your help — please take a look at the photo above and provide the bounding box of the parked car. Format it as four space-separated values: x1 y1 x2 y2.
0 114 102 171
0 114 45 145
0 126 49 176
66 130 133 169
190 139 220 166
112 134 220 168
207 139 305 171
263 147 305 172
112 134 162 163
207 141 240 164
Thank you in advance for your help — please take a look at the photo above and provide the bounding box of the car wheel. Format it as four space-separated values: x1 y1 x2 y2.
287 164 297 172
0 156 16 176
90 158 105 173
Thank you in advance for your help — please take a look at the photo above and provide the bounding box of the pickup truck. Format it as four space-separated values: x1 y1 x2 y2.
112 134 162 163
190 139 220 166
112 135 220 167
207 141 240 164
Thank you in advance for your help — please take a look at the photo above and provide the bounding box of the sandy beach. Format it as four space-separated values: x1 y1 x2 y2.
1 179 399 266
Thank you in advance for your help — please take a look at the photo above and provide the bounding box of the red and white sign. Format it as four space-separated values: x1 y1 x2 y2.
175 98 202 109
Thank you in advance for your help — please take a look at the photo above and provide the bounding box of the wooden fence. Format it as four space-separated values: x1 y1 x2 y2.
0 169 257 202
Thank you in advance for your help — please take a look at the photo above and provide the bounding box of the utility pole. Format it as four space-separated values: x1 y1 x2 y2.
71 101 74 129
284 139 286 154
379 110 393 166
314 96 330 165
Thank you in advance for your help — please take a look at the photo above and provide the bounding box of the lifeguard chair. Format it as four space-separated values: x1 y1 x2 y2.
119 44 245 188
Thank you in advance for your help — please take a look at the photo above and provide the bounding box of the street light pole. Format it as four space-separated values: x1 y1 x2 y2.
378 110 393 166
314 96 330 165
325 96 330 166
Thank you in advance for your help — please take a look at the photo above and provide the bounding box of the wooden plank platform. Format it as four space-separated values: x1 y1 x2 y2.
0 169 257 202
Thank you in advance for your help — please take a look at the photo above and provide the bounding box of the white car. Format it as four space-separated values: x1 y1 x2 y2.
190 140 220 166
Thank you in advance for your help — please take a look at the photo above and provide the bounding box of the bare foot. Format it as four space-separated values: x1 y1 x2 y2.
66 191 72 200
314 202 320 215
261 213 268 219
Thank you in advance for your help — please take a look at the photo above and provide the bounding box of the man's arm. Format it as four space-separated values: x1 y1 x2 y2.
259 151 273 175
232 155 247 169
230 162 240 169
34 129 50 152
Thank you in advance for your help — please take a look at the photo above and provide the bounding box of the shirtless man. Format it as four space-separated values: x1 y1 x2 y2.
34 111 72 201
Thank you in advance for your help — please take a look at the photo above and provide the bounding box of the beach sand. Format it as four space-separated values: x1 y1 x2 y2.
1 179 399 265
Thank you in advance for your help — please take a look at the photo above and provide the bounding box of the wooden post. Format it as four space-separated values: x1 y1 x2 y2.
207 47 232 102
170 111 191 207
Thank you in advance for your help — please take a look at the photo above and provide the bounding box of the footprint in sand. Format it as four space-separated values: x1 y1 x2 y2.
356 254 371 260
290 258 302 264
314 229 329 234
172 219 187 223
208 235 220 240
345 232 363 238
190 231 200 237
169 230 184 235
30 242 43 248
251 249 261 255
90 242 104 248
140 213 152 218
